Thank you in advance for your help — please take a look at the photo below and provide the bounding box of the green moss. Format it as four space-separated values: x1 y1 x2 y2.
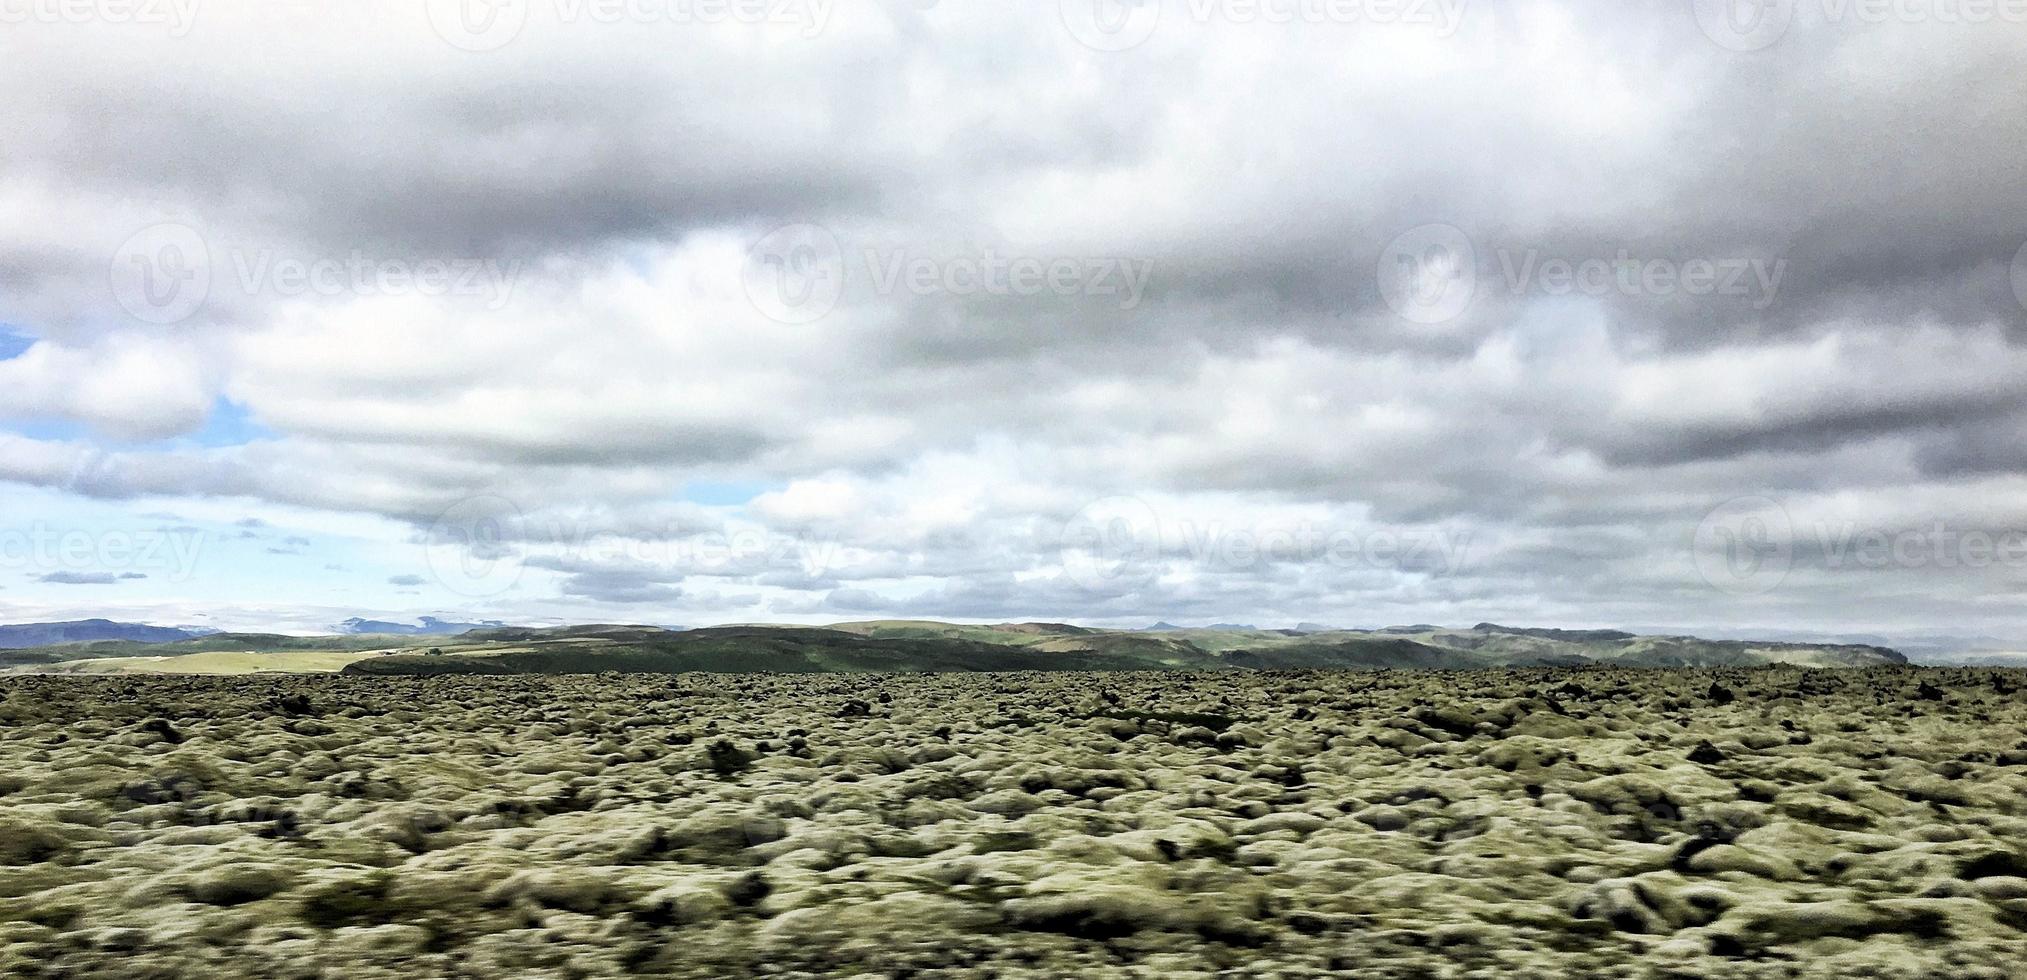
972 831 1039 854
0 666 2022 977
1094 709 1238 732
298 872 397 929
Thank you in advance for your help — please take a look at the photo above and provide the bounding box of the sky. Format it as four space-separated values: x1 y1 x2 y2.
1 0 2025 639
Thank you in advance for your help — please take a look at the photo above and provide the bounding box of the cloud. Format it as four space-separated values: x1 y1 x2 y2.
0 5 2023 639
556 571 685 606
0 334 214 440
38 572 126 585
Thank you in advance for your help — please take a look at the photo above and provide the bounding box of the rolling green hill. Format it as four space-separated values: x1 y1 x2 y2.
0 633 420 669
0 621 1907 676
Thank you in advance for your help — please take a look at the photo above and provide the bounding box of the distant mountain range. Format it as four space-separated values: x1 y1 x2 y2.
0 617 509 651
0 620 209 649
344 620 1912 675
0 618 1914 675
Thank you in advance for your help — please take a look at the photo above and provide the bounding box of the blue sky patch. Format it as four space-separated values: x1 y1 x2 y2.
0 325 36 361
188 399 273 448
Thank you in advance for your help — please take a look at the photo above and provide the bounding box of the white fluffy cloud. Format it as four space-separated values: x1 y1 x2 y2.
0 2 2024 637
0 334 214 440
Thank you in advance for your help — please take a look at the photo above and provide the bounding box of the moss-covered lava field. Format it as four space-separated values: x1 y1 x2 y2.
3 667 2026 978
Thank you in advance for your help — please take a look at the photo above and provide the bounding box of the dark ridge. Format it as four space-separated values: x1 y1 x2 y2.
1472 623 1639 643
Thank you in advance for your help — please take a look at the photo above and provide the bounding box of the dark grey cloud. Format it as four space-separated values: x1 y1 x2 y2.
556 571 685 606
1595 391 2027 468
